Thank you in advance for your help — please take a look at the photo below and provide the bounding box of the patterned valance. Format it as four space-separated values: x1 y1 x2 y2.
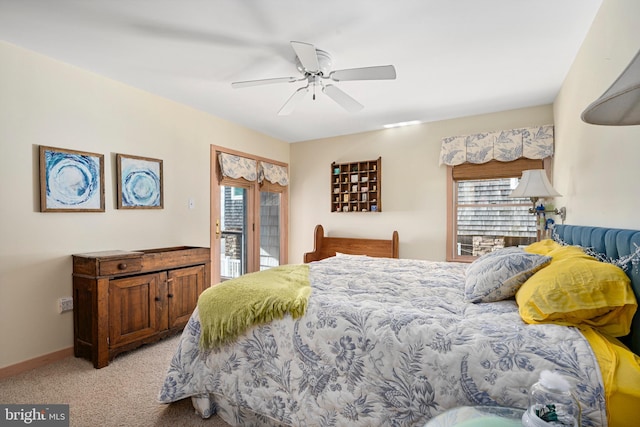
439 124 554 166
259 162 289 186
218 153 257 181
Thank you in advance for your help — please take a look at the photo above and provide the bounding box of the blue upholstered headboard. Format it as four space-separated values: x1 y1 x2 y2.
554 224 640 356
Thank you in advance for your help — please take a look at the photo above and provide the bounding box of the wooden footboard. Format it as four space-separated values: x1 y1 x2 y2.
303 224 399 262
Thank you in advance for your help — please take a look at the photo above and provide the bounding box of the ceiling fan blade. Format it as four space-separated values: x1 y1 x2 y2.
231 76 298 88
329 65 397 82
323 84 364 113
278 86 309 116
291 41 320 73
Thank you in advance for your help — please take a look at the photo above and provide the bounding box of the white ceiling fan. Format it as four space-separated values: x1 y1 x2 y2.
231 41 397 115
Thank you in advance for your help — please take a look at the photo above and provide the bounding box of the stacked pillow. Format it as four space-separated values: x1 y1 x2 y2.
465 246 551 303
518 240 637 337
465 240 637 337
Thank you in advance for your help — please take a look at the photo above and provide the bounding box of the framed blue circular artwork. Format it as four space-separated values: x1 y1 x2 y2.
39 146 105 212
116 153 163 209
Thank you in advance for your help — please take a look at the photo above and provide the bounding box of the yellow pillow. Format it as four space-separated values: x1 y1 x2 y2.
516 255 637 337
525 241 591 262
546 244 594 262
525 239 561 255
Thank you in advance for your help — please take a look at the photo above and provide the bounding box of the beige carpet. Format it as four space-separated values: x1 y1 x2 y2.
0 335 231 427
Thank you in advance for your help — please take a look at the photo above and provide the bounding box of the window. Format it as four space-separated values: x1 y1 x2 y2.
446 158 550 262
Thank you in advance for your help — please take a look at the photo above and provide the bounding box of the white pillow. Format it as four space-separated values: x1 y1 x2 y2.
335 252 368 258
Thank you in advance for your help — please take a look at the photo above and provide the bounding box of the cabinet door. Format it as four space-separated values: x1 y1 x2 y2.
109 272 163 347
167 265 205 329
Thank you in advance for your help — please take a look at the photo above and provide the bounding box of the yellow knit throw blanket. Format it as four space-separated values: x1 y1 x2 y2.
198 264 311 349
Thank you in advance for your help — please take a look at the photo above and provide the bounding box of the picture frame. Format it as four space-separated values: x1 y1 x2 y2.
39 146 105 212
116 153 163 209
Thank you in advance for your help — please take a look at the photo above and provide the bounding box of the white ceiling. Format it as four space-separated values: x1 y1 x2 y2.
0 0 603 143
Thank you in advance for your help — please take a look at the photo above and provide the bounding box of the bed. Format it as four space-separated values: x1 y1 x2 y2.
159 224 640 427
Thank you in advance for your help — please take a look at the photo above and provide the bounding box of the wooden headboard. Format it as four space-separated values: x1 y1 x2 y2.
303 224 399 263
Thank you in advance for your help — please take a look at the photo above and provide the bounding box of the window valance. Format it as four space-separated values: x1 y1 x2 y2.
259 162 289 186
218 153 257 181
439 124 554 166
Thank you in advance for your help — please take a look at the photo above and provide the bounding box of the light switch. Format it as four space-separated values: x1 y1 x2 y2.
188 198 195 209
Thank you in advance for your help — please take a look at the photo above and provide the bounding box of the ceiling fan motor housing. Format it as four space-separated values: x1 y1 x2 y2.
296 49 333 76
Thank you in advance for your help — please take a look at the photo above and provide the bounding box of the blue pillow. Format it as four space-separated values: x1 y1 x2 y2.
465 247 551 303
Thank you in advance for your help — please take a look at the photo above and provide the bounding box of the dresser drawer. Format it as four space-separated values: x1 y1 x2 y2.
73 250 144 277
99 257 143 276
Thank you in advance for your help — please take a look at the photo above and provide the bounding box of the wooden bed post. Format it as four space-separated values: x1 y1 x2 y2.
303 225 326 263
391 230 399 259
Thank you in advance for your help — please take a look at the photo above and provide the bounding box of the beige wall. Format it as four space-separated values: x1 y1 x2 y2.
289 105 554 261
290 0 640 262
553 0 640 229
3 0 639 370
0 41 289 369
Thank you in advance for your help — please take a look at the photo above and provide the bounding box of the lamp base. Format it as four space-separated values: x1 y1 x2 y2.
527 206 566 222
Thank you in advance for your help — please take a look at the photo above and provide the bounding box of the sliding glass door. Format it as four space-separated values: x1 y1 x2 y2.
211 147 288 284
259 190 282 271
219 185 248 280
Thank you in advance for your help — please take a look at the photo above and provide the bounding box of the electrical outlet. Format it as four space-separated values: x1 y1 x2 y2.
58 297 73 313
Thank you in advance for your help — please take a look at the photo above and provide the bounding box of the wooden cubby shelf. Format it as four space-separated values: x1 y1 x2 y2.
331 157 381 213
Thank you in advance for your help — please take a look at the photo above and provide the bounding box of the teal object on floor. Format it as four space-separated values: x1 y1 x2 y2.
455 416 522 427
424 406 525 427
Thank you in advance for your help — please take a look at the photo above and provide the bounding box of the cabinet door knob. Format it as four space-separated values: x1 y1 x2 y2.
117 263 127 270
167 293 174 298
154 296 161 302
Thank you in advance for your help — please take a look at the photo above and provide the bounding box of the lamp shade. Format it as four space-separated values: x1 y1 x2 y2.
581 49 640 126
509 170 561 198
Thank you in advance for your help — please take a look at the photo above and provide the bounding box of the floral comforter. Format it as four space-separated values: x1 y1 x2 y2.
159 256 606 426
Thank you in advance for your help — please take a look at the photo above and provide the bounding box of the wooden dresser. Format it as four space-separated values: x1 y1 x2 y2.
72 246 211 368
